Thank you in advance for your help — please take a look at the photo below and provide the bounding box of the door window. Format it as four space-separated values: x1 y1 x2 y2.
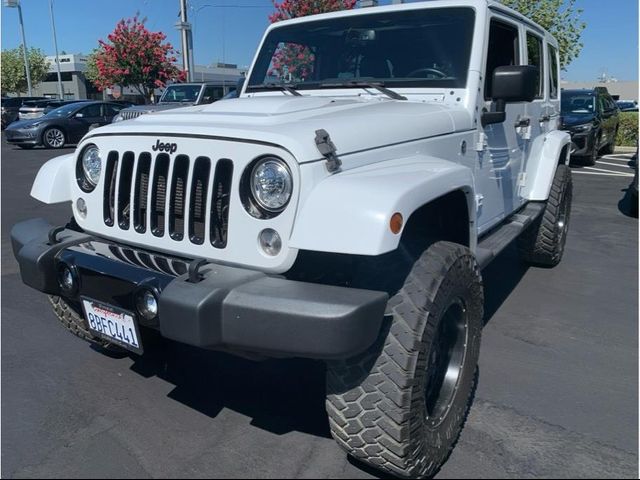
104 104 123 117
79 104 102 118
547 44 559 99
201 87 224 104
485 20 520 99
526 33 544 98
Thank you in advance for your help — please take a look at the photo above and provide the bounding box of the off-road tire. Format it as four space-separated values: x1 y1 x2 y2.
49 295 114 349
326 241 484 478
518 164 572 267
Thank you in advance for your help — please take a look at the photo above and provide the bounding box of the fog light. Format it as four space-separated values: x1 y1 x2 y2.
76 198 87 218
259 229 282 256
58 265 76 293
136 290 158 320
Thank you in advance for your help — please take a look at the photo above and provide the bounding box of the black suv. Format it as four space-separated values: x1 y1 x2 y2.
560 87 620 165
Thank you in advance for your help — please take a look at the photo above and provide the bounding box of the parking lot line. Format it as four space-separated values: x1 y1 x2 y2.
596 160 633 168
572 171 634 177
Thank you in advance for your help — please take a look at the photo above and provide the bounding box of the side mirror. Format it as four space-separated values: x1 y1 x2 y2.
482 65 538 127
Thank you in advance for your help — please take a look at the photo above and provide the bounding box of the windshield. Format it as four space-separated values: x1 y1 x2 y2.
247 7 475 92
159 85 201 103
44 103 83 118
561 93 595 115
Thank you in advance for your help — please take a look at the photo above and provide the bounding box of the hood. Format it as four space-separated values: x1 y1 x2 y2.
96 96 472 162
561 112 595 128
6 118 47 129
124 103 196 113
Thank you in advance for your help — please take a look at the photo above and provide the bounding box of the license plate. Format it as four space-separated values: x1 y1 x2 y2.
81 298 143 354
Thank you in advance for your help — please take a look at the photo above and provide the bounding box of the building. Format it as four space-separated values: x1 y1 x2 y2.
561 80 639 102
31 54 99 100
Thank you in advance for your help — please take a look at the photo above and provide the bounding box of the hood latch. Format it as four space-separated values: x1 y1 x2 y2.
315 129 342 173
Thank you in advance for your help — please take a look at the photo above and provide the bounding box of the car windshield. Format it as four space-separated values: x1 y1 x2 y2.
44 103 84 118
561 93 595 114
159 85 201 103
247 7 475 92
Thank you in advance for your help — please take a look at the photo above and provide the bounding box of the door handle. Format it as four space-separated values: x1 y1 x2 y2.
539 115 551 122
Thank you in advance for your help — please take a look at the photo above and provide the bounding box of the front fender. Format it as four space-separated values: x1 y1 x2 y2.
290 156 475 256
523 130 571 201
30 153 74 204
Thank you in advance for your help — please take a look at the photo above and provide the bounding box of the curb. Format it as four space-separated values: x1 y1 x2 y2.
615 146 637 154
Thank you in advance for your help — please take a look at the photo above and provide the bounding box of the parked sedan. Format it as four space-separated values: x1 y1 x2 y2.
5 101 127 149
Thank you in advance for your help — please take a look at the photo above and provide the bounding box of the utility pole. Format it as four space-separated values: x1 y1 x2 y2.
176 0 194 82
3 0 33 96
49 0 64 99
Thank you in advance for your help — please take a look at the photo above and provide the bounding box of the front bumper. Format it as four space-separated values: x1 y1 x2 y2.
562 128 594 156
5 129 39 145
11 218 388 359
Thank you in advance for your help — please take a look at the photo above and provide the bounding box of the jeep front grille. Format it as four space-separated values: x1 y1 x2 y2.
120 110 143 121
103 151 233 248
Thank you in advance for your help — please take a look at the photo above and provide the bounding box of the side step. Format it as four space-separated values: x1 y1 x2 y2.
476 202 545 269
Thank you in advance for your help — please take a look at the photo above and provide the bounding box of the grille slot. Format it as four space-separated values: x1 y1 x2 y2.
150 154 170 237
103 148 234 251
188 157 211 245
169 155 190 241
103 152 119 226
133 152 151 233
210 159 233 249
117 152 135 230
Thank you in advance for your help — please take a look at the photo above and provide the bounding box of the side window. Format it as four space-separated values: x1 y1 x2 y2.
79 104 102 118
201 87 224 104
526 33 544 98
548 44 559 99
485 20 520 99
104 104 123 117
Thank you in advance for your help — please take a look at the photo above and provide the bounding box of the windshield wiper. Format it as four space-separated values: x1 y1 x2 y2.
318 81 407 101
248 83 302 96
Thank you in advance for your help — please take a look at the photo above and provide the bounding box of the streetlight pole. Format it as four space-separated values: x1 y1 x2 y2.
3 0 33 96
49 0 64 99
176 0 194 82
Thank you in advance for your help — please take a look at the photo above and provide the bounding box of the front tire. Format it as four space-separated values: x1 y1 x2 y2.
42 127 66 149
49 295 113 349
326 241 484 478
518 164 573 267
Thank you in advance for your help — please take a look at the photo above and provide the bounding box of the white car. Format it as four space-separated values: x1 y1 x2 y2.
11 1 571 477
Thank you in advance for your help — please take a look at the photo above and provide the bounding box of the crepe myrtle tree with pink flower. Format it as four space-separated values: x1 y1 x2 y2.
267 0 356 83
91 16 186 104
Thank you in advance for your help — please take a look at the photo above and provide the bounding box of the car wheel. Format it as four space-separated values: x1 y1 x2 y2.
326 241 483 478
42 127 66 149
602 129 618 155
518 165 573 267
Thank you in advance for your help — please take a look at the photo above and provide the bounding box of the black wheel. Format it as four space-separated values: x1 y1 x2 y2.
518 164 573 267
326 241 484 478
602 129 617 155
49 295 115 349
584 135 599 166
18 145 35 150
42 127 66 149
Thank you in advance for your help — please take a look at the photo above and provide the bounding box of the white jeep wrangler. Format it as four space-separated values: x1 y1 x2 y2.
11 1 572 477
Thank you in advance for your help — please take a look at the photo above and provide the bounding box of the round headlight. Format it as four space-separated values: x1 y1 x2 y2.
250 158 292 212
82 145 102 186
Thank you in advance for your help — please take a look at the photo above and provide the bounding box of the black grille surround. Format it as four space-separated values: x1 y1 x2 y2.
103 150 233 249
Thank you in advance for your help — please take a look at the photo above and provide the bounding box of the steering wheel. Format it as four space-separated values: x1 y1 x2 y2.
406 67 448 79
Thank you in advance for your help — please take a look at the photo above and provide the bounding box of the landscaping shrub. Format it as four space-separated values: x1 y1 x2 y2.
617 112 638 147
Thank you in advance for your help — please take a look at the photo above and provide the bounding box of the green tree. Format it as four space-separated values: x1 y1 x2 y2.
84 49 100 86
1 46 50 95
500 0 585 69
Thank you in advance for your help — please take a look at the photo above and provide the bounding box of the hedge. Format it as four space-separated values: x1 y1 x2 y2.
616 112 638 147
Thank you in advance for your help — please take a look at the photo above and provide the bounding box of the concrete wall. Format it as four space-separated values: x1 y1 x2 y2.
561 81 639 101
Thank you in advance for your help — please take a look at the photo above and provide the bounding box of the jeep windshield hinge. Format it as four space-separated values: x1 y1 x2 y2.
315 129 342 173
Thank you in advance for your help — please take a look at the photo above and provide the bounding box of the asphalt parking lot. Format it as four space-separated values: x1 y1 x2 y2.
1 136 638 478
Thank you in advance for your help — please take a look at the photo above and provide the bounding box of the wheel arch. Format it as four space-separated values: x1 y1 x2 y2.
289 156 477 256
522 129 571 201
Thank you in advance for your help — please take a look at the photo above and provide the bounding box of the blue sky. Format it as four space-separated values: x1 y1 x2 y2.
1 0 638 81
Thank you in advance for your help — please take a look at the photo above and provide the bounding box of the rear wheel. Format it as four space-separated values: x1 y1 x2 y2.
518 164 573 267
326 241 483 478
602 129 617 155
42 127 66 149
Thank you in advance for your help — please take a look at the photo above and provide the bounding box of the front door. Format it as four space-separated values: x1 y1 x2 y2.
476 18 526 233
